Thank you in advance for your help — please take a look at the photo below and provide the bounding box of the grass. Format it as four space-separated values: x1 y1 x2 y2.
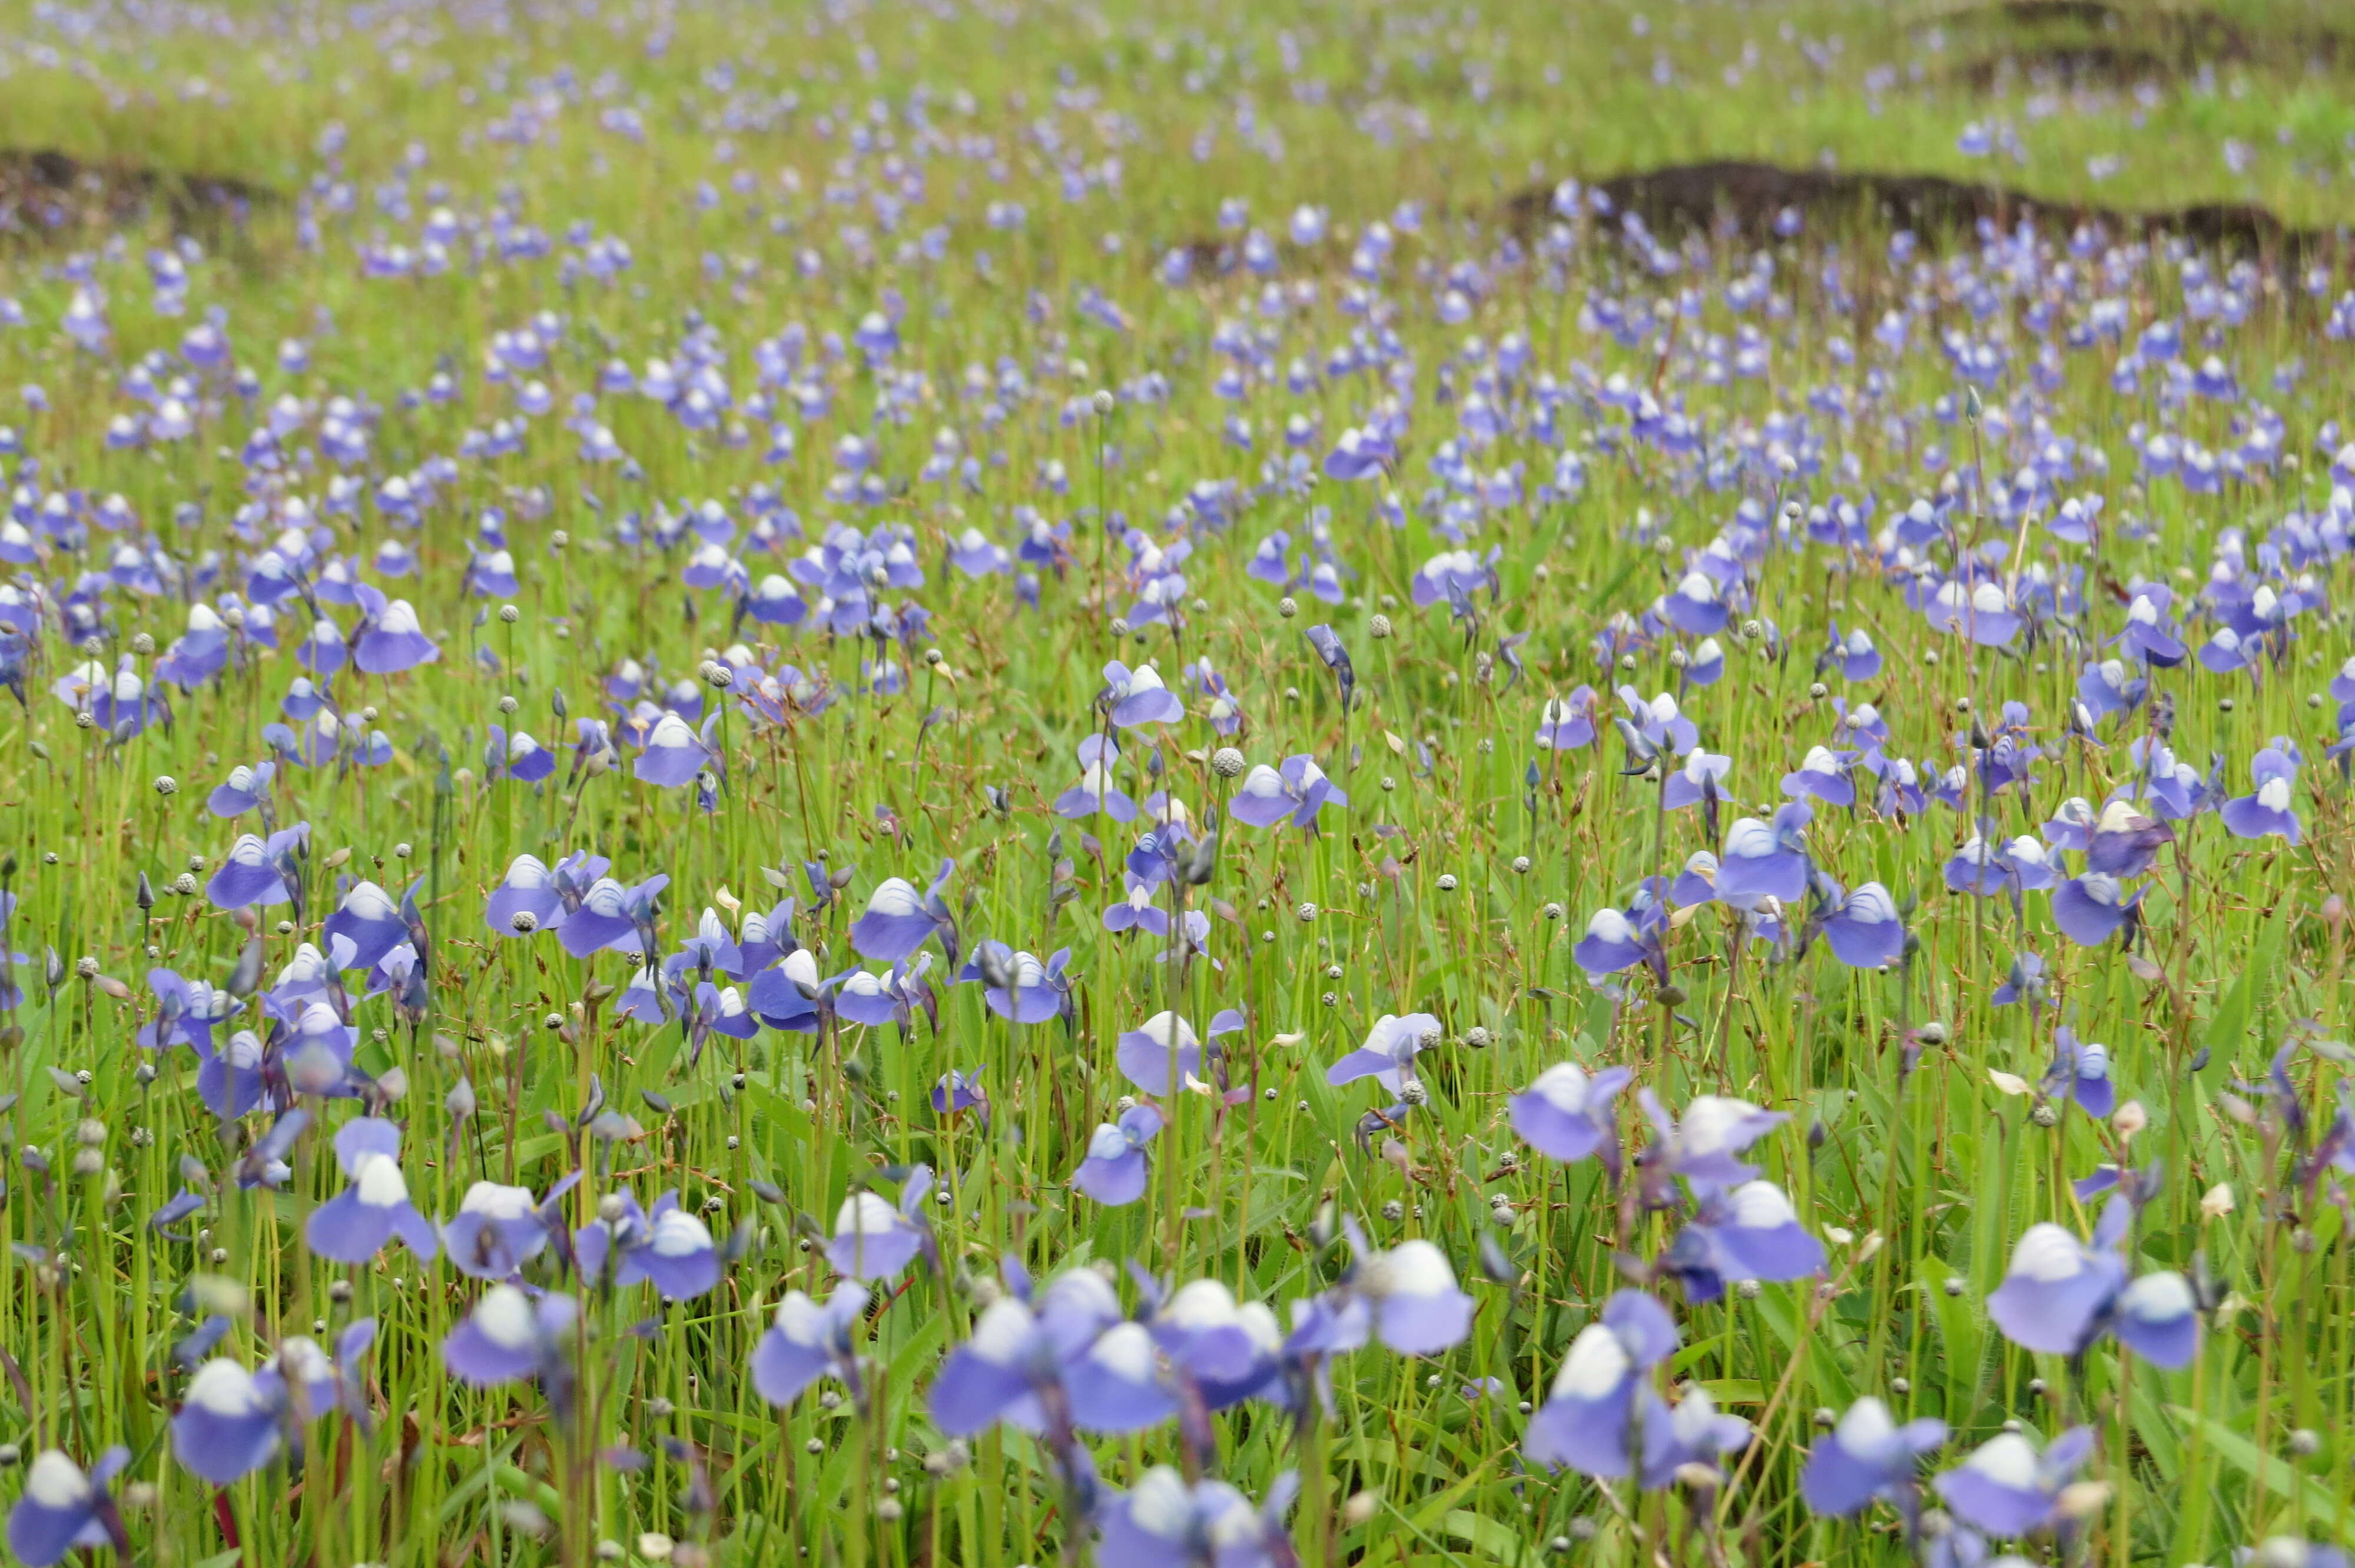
0 0 2351 1564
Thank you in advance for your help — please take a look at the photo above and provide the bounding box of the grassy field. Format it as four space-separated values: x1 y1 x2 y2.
1 0 2353 1564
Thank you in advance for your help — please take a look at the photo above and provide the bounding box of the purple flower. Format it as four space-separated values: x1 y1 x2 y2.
1659 570 1729 636
1986 1200 2197 1367
1326 1012 1442 1094
483 848 560 932
1511 1062 1631 1167
137 968 240 1054
206 760 274 819
172 1359 283 1483
2085 800 2174 877
2051 872 2138 947
322 879 409 972
1071 1105 1162 1205
1715 812 1809 905
1354 1239 1475 1354
1802 1397 1948 1518
1819 881 1904 969
1782 745 1855 808
960 942 1072 1025
1536 689 1598 749
1102 660 1185 728
931 1065 989 1119
2220 747 2301 844
2041 1028 2114 1119
1116 1012 1202 1095
350 586 438 674
1053 736 1137 822
1616 686 1699 756
1933 1427 2095 1537
632 710 710 787
1663 750 1731 812
206 825 307 909
1097 1468 1296 1568
2113 591 2185 666
443 1285 578 1388
1152 1278 1283 1409
1662 1180 1827 1303
440 1180 559 1279
826 1167 933 1281
1830 622 1882 682
1644 1092 1787 1185
306 1117 436 1264
1228 754 1347 830
1323 426 1392 481
576 1191 721 1300
1573 906 1648 978
8 1448 129 1567
849 861 956 965
1926 578 2019 646
1524 1290 1679 1476
751 1282 870 1407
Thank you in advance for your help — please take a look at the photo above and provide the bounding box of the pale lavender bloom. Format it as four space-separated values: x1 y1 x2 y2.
1644 1092 1788 1186
1714 810 1809 904
350 585 437 674
1782 745 1856 808
7 1448 128 1567
1096 1468 1296 1568
2051 871 2138 947
575 1191 721 1300
1102 660 1185 727
205 825 308 909
848 861 956 964
322 879 409 971
1117 1012 1202 1095
206 760 274 819
826 1167 933 1281
440 1180 559 1280
1326 1012 1442 1093
1616 686 1699 755
306 1117 436 1264
1535 688 1598 749
751 1283 870 1406
443 1285 578 1387
2041 1028 2114 1119
1662 750 1731 812
632 710 711 787
1819 881 1904 969
1072 1105 1163 1205
1227 754 1347 830
1053 736 1137 822
1354 1239 1475 1354
2085 799 2173 877
1926 577 2020 646
1511 1062 1631 1167
2220 747 2301 843
172 1359 283 1483
1802 1397 1948 1517
1573 907 1647 977
1659 570 1727 636
1933 1427 2095 1537
1524 1290 1680 1476
1662 1180 1827 1303
1151 1278 1284 1410
1636 1384 1753 1490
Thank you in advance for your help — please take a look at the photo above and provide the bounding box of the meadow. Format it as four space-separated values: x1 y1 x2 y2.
1 0 2354 1564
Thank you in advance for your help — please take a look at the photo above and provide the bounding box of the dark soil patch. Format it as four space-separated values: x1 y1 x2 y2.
0 148 275 246
1953 42 2177 89
1503 160 2333 261
1936 0 2349 79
